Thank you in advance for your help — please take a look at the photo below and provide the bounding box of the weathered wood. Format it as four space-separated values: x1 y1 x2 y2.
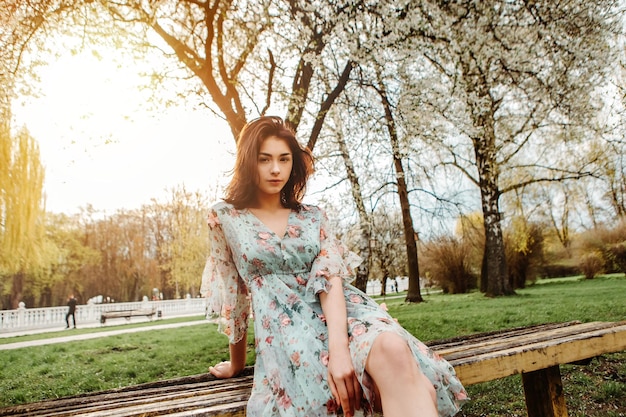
445 321 626 385
1 321 624 417
522 366 568 417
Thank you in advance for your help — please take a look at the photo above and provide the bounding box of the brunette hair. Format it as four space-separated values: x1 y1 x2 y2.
224 116 314 210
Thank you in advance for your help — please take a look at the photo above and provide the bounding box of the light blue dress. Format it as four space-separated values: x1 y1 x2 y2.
201 201 467 416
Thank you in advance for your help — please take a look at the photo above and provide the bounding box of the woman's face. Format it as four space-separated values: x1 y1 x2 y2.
256 135 293 198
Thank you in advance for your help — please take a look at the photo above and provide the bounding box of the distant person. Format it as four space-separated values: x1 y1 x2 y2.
65 294 77 329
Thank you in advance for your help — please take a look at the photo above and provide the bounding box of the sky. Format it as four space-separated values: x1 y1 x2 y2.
12 50 237 215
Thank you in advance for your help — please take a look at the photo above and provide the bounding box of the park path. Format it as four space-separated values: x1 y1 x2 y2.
0 320 207 351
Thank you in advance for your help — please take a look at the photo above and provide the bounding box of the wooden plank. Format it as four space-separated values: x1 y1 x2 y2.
427 321 582 350
522 366 568 417
448 323 626 385
438 321 620 359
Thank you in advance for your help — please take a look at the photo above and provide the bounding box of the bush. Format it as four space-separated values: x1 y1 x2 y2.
579 252 604 279
421 236 477 294
539 263 581 278
504 220 544 289
604 242 626 275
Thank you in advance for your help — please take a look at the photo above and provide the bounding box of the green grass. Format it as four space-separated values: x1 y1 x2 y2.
0 275 625 416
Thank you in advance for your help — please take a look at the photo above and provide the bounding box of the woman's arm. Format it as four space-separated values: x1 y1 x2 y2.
209 330 248 378
319 276 362 417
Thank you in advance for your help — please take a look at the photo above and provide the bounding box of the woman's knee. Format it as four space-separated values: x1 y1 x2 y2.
369 332 414 371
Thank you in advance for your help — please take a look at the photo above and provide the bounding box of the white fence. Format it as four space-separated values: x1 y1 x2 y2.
0 297 208 333
2 278 413 334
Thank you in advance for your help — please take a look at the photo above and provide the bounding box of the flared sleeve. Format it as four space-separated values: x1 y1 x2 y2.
200 208 250 344
305 207 362 302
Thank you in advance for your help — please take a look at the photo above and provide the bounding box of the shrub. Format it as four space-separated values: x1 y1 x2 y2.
578 217 626 275
421 236 477 294
504 219 545 289
579 252 604 279
539 263 581 278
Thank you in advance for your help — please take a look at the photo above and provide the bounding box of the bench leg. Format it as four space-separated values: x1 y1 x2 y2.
522 365 568 417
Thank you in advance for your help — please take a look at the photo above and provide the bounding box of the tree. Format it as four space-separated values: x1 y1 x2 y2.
161 186 209 298
0 124 45 308
384 0 621 296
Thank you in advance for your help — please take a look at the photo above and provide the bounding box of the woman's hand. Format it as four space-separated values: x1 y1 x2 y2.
327 345 362 417
209 361 243 379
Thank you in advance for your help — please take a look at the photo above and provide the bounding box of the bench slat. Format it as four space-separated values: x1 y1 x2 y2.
448 321 626 385
439 321 621 359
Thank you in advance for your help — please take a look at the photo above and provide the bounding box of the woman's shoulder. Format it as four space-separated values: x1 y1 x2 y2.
298 204 327 221
208 201 245 227
210 200 232 212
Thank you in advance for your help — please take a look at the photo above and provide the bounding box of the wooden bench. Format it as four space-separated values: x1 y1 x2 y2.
1 320 624 417
100 309 157 325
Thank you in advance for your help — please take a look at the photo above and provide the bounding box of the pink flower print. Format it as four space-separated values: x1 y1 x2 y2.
277 391 292 409
279 313 291 327
352 323 366 337
455 391 468 401
349 293 363 304
320 350 329 366
252 258 265 270
290 351 301 367
265 335 274 345
262 316 271 329
286 293 298 306
320 227 328 241
318 313 326 323
295 275 306 285
253 275 264 288
326 398 339 413
286 225 300 238
258 231 272 240
207 211 220 227
269 300 277 310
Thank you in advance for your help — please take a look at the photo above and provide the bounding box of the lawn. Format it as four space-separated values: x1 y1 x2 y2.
0 275 625 416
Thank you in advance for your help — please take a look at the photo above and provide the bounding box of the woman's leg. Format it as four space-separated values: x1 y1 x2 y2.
365 332 438 417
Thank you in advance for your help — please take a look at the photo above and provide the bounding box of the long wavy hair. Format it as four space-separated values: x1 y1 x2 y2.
224 116 314 210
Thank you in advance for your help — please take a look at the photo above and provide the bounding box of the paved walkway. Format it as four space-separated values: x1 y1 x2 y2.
0 320 207 351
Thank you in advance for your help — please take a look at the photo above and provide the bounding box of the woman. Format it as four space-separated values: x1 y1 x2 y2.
201 116 467 417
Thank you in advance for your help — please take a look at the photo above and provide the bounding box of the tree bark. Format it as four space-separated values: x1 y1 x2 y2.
376 76 423 303
335 126 370 292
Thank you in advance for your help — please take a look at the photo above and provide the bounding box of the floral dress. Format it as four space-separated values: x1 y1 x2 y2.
201 201 467 417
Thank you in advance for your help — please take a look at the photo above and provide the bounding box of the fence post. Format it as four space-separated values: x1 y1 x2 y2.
17 302 26 328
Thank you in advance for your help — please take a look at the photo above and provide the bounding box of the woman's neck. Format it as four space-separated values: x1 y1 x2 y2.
251 193 284 212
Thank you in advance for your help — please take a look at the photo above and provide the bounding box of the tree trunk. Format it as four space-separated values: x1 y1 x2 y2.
473 131 514 296
336 128 370 292
11 272 24 309
377 76 423 303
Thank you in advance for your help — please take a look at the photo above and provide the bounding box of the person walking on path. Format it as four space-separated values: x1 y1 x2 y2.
201 116 467 417
65 294 77 329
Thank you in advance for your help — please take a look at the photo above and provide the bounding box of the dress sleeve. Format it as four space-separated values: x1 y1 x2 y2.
305 207 362 302
200 208 250 344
